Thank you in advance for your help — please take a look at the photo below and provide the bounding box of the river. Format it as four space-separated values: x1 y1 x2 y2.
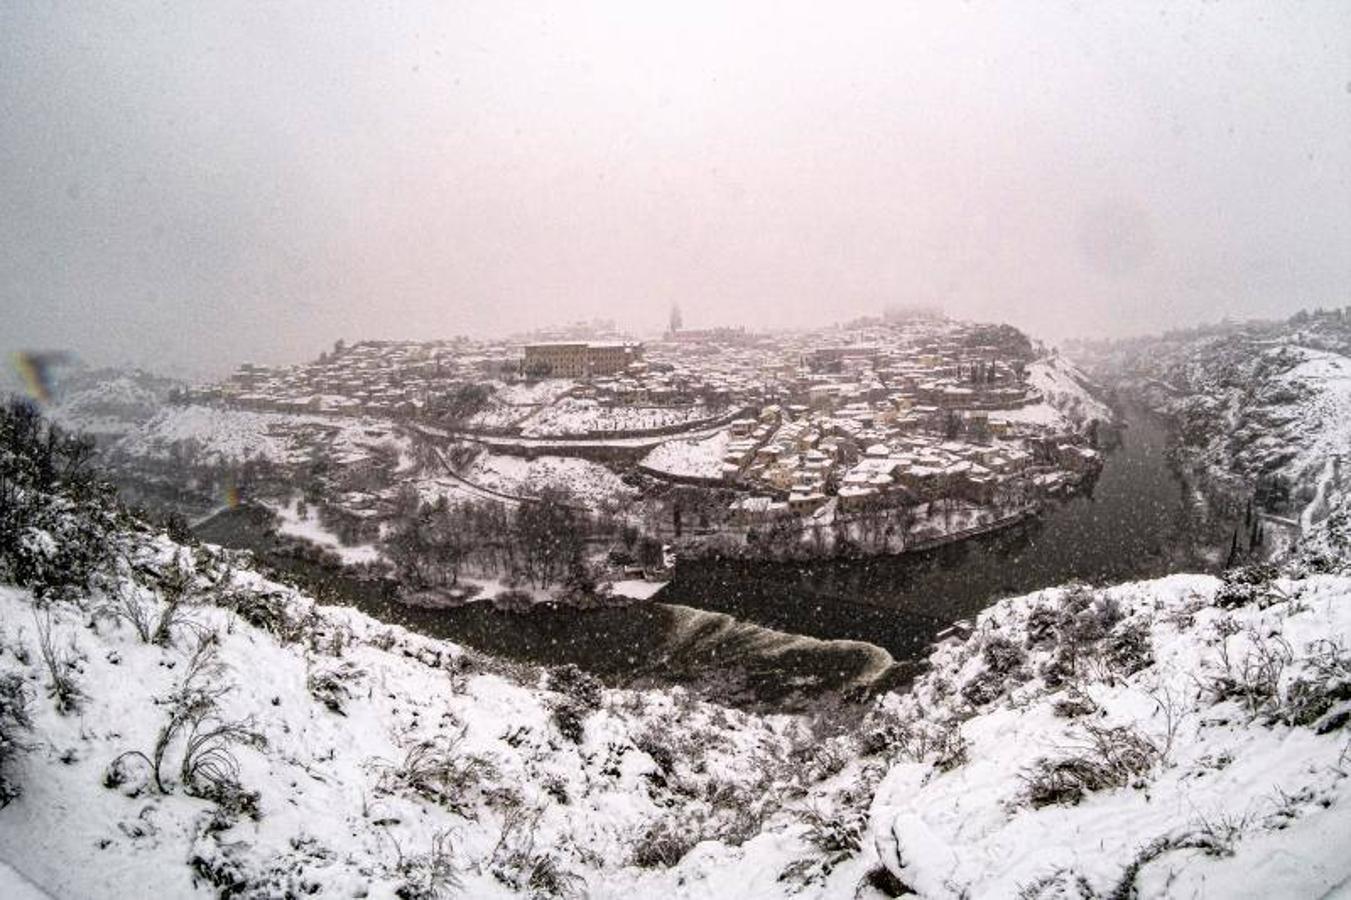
661 405 1231 662
195 406 1231 710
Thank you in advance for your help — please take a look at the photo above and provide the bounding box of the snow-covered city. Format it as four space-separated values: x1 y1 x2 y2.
3 3 1350 898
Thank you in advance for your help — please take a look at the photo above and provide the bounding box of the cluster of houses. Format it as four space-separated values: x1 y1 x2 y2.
725 407 1101 527
171 318 1105 536
177 340 520 418
629 318 1108 527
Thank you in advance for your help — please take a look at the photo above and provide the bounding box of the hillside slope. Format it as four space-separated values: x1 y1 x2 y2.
0 400 883 898
1026 355 1116 429
1076 313 1351 527
2 388 1348 898
0 571 862 899
869 559 1351 897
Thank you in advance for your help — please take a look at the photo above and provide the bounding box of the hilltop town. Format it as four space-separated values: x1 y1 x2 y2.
45 314 1115 605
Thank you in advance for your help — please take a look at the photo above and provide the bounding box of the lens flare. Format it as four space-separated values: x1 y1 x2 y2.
12 351 64 404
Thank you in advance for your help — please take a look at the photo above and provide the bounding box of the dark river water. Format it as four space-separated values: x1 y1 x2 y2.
196 407 1231 710
661 406 1231 664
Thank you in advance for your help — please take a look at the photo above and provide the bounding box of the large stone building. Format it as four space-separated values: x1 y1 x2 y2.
522 342 643 378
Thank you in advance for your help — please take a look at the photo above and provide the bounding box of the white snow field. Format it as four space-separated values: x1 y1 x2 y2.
0 563 825 899
464 452 636 506
271 498 381 565
639 430 731 481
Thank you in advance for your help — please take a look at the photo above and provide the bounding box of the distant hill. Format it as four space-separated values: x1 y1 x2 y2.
44 364 181 442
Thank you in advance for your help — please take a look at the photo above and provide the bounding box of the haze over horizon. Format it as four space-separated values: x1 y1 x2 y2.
3 1 1349 377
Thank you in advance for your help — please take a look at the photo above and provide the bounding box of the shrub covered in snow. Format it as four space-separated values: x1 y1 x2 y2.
0 672 31 807
870 568 1351 897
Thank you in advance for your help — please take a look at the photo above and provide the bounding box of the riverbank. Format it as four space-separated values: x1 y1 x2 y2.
663 404 1234 656
187 406 1226 712
191 503 907 710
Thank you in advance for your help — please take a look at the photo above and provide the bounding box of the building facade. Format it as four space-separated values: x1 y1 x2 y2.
522 342 643 378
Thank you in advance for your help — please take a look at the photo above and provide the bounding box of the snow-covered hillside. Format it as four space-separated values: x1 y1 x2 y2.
1020 356 1115 430
465 454 636 507
869 563 1351 897
520 399 713 438
44 367 179 441
0 525 887 898
639 431 731 481
0 570 839 898
1261 347 1351 528
112 405 410 467
1076 314 1351 528
0 403 882 898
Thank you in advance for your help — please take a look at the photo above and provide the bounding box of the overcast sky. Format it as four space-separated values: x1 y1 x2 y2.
2 2 1348 375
